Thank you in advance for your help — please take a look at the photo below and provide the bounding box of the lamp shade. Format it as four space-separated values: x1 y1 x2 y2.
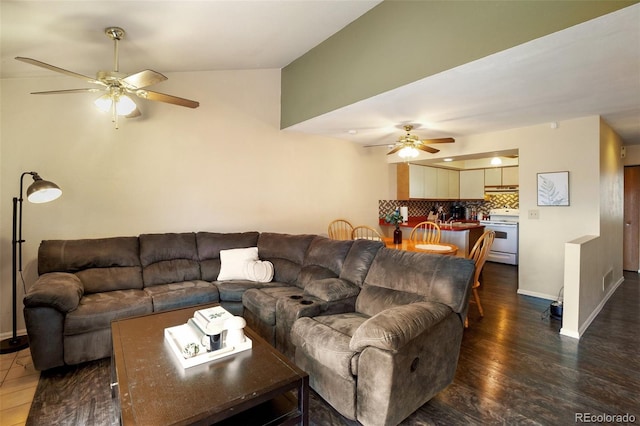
26 178 62 203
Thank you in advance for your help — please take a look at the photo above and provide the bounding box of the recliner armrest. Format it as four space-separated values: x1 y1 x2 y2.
303 278 360 302
24 272 84 313
349 301 452 352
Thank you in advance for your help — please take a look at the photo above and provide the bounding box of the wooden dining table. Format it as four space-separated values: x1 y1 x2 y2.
383 238 458 256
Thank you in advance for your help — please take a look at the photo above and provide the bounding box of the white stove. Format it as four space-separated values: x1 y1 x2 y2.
480 209 519 265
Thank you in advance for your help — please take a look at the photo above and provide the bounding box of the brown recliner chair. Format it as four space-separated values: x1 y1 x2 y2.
291 248 474 426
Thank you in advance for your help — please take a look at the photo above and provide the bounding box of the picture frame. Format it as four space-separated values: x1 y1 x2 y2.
537 171 569 206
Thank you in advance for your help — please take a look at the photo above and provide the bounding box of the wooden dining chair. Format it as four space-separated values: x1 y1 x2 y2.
465 229 496 327
409 221 441 244
327 219 354 240
351 225 383 241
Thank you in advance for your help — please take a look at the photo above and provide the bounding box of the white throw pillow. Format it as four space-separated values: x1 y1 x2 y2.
245 260 274 283
217 247 259 281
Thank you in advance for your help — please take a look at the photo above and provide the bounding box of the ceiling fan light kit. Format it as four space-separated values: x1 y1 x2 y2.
16 26 199 129
385 125 455 158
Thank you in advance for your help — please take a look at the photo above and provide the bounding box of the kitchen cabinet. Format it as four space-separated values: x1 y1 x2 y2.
459 169 485 199
502 166 519 185
423 166 438 198
484 166 519 187
408 164 424 198
484 168 502 186
397 164 459 199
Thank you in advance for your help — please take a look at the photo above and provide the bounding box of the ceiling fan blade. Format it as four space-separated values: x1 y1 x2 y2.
135 90 199 108
30 88 104 95
386 145 403 155
121 70 167 90
417 144 440 154
15 57 105 86
421 137 455 144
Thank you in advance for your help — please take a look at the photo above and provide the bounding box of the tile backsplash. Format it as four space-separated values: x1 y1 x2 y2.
379 193 519 219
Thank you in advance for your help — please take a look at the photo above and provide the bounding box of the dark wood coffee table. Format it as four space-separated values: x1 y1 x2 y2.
111 304 309 425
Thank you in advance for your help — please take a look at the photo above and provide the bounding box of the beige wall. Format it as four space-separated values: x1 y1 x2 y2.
623 144 640 165
0 69 392 336
387 116 622 306
561 119 624 338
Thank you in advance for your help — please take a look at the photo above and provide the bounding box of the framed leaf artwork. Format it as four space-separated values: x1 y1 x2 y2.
537 171 569 206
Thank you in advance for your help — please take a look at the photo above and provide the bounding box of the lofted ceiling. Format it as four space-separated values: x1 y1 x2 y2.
0 1 381 77
2 1 639 147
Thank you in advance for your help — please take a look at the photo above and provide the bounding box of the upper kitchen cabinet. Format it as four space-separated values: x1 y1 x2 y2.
459 169 485 199
397 164 459 200
484 166 519 188
502 166 519 185
484 168 502 186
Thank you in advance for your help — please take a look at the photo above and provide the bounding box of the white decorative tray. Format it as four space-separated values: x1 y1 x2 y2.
164 318 252 369
415 244 450 251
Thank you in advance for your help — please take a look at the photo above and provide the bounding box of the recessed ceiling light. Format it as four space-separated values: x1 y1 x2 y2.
444 158 453 162
347 129 357 135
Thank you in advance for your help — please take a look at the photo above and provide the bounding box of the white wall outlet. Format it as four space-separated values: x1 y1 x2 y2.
528 209 540 220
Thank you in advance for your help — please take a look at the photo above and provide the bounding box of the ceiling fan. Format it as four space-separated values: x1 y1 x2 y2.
16 27 199 128
386 125 454 158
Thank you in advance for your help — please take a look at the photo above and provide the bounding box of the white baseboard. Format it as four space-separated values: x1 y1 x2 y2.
559 275 625 339
516 288 557 301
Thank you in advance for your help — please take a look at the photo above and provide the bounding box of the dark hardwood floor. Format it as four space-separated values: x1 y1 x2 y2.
410 262 640 425
312 262 640 425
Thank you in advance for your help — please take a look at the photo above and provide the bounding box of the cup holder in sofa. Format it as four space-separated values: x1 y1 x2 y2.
290 295 303 300
300 300 313 305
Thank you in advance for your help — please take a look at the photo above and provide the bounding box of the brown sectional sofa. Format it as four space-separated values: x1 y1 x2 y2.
23 230 475 426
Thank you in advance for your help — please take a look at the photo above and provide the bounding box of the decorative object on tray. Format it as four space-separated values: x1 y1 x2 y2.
164 306 252 368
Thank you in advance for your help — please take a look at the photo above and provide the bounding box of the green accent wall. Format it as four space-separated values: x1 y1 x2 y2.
281 0 637 129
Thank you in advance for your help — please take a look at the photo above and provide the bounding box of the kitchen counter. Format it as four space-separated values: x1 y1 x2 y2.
379 217 484 257
379 217 483 231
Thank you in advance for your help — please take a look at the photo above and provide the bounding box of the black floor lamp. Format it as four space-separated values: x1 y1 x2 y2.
0 172 62 354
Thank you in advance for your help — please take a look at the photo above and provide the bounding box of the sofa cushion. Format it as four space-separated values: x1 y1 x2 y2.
355 285 427 318
349 301 453 352
291 313 367 378
339 239 383 287
257 233 315 284
143 280 219 312
38 236 141 274
364 248 475 314
296 237 353 289
304 278 360 302
197 232 260 281
215 280 282 302
38 237 143 293
76 267 144 294
140 233 201 287
64 289 152 335
242 286 301 326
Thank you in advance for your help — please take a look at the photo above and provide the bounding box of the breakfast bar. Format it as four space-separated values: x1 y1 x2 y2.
380 218 485 257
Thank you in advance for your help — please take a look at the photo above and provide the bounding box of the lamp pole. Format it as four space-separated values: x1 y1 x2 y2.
1 172 61 354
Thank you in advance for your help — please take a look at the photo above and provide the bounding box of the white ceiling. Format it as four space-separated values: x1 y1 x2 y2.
2 1 639 146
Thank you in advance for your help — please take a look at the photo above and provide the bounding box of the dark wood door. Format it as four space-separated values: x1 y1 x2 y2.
623 165 640 271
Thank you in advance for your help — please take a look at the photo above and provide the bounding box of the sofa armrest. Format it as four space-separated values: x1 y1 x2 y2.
304 278 360 302
24 272 84 313
349 301 452 352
